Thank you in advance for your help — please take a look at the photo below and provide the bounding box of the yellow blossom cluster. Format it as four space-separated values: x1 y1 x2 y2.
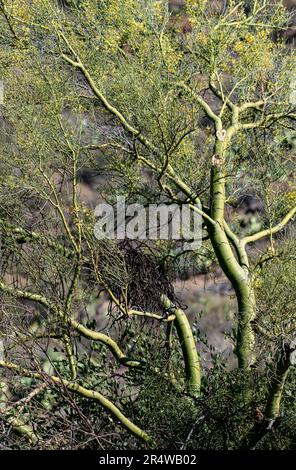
160 36 183 73
284 188 296 207
196 31 209 46
232 30 274 73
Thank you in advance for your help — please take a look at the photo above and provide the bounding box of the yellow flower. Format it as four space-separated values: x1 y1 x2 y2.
285 189 296 205
233 41 245 53
196 32 208 46
245 33 255 44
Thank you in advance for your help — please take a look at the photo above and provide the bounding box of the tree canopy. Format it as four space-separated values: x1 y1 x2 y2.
0 0 296 450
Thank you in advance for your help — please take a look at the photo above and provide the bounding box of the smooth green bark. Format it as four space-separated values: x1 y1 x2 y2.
161 295 201 398
207 210 256 369
0 360 153 445
208 138 256 369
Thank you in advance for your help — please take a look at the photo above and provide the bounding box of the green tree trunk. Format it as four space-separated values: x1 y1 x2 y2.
236 281 256 369
208 139 256 369
210 225 256 368
161 295 201 397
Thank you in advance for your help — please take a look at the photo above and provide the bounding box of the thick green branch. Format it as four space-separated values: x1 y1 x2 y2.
207 221 256 368
59 32 159 158
242 205 296 246
58 35 218 228
223 220 249 268
239 111 296 130
2 414 38 444
0 282 141 368
161 295 201 398
128 309 175 322
0 361 153 445
177 82 222 126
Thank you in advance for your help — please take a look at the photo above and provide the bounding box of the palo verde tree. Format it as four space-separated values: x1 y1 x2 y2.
0 0 296 449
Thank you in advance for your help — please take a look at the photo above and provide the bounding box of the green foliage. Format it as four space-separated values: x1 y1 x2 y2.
255 238 296 341
0 0 296 451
